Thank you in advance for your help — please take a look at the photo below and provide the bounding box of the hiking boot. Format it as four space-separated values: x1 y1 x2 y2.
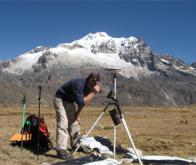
56 149 73 160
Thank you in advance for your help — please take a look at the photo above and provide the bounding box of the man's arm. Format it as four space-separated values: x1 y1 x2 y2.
74 84 100 122
75 106 83 122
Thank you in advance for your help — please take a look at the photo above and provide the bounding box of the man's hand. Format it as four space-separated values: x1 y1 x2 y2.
93 83 101 94
73 115 80 124
76 116 80 123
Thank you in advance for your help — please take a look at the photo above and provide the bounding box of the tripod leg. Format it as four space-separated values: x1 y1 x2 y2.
121 117 143 165
72 111 105 155
113 125 116 159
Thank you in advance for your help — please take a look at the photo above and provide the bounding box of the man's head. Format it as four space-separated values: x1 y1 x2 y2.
86 72 100 88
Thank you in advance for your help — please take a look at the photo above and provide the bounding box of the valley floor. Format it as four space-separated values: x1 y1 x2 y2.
0 105 196 165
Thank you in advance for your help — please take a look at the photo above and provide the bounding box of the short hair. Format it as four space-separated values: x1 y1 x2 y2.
86 72 100 82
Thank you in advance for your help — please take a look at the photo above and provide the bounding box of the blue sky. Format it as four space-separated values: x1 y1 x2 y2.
0 0 195 64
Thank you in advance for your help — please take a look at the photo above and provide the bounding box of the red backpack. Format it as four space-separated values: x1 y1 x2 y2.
22 114 52 153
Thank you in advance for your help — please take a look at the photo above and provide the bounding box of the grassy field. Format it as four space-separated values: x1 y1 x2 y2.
0 104 196 165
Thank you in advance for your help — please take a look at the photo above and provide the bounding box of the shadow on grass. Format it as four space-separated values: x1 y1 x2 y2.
51 155 106 165
10 141 52 155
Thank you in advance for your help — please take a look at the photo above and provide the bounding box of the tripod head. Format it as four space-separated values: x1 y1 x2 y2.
105 68 121 101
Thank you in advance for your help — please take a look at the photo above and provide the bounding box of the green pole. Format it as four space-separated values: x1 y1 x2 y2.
22 95 26 128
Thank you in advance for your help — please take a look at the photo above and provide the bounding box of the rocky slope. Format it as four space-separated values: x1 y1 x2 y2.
0 32 196 106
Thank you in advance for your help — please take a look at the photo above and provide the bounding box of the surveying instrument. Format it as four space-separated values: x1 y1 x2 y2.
72 68 143 165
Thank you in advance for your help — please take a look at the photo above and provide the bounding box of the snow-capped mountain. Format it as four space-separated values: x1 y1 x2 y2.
0 32 196 106
0 32 148 78
1 32 195 79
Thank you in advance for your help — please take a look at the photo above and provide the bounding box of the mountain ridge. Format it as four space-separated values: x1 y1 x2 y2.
0 32 196 106
1 32 195 77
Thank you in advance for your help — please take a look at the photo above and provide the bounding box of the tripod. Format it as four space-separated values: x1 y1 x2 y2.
37 85 42 160
72 70 143 165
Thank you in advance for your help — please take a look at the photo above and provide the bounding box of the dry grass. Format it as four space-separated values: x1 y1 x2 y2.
0 104 196 165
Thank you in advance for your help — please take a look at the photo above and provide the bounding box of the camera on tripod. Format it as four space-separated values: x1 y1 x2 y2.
109 109 121 126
